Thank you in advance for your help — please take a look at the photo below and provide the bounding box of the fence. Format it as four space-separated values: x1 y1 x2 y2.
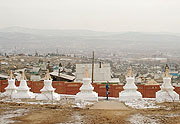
1 80 180 98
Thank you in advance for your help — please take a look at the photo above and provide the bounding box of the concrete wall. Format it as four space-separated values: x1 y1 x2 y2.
76 64 111 81
1 80 180 98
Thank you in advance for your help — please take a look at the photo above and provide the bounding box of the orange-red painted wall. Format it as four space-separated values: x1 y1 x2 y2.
1 80 180 98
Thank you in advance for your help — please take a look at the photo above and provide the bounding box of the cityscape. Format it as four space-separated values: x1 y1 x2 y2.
0 0 180 124
1 49 180 85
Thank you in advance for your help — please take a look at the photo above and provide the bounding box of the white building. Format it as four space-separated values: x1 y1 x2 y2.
30 75 41 81
75 63 120 83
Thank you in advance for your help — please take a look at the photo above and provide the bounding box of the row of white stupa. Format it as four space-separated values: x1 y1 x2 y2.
119 66 179 102
3 70 60 100
2 66 179 103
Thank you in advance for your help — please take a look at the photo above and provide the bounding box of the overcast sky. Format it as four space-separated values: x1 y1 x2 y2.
0 0 180 32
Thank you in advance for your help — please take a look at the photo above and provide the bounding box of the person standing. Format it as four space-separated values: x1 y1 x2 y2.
106 81 109 100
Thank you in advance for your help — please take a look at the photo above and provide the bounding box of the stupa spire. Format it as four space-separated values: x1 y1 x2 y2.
164 64 171 78
45 69 52 80
8 70 15 80
20 71 27 80
126 66 133 77
84 68 89 78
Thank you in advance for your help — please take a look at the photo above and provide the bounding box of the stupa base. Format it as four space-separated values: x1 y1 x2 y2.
119 91 142 102
12 91 35 99
156 90 179 103
36 92 60 101
75 92 98 102
2 89 17 97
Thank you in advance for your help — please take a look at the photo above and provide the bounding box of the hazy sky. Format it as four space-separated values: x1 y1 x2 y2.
0 0 180 32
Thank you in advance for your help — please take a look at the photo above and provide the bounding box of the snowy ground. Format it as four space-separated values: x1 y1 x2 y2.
129 113 160 124
0 93 95 109
1 92 180 124
0 92 162 109
0 108 29 124
124 98 160 109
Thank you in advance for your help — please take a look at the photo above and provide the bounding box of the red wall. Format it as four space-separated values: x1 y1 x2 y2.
1 80 180 98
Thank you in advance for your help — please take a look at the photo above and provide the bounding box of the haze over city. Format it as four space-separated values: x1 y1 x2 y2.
0 0 180 32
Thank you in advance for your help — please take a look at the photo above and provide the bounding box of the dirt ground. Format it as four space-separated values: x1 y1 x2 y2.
1 101 180 124
137 102 180 124
90 101 130 110
0 101 134 124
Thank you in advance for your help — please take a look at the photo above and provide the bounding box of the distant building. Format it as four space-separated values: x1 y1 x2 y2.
169 71 178 76
169 71 179 79
145 79 159 85
50 72 75 82
139 58 168 63
75 63 120 84
30 75 41 81
0 74 8 80
30 67 40 74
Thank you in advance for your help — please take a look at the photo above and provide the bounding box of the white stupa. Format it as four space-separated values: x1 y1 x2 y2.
36 70 60 101
3 71 17 97
12 71 35 99
119 66 142 101
75 68 98 102
156 65 179 103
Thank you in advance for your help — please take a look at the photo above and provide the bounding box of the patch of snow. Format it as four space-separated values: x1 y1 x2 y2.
74 100 95 108
0 109 29 124
98 97 119 100
166 113 180 117
1 92 159 110
164 107 171 111
155 113 180 117
72 112 83 124
57 112 83 124
125 98 160 109
0 93 94 109
60 94 75 99
129 113 159 124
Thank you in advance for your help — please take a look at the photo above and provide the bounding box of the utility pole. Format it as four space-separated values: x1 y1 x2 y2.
0 60 1 72
92 51 94 83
